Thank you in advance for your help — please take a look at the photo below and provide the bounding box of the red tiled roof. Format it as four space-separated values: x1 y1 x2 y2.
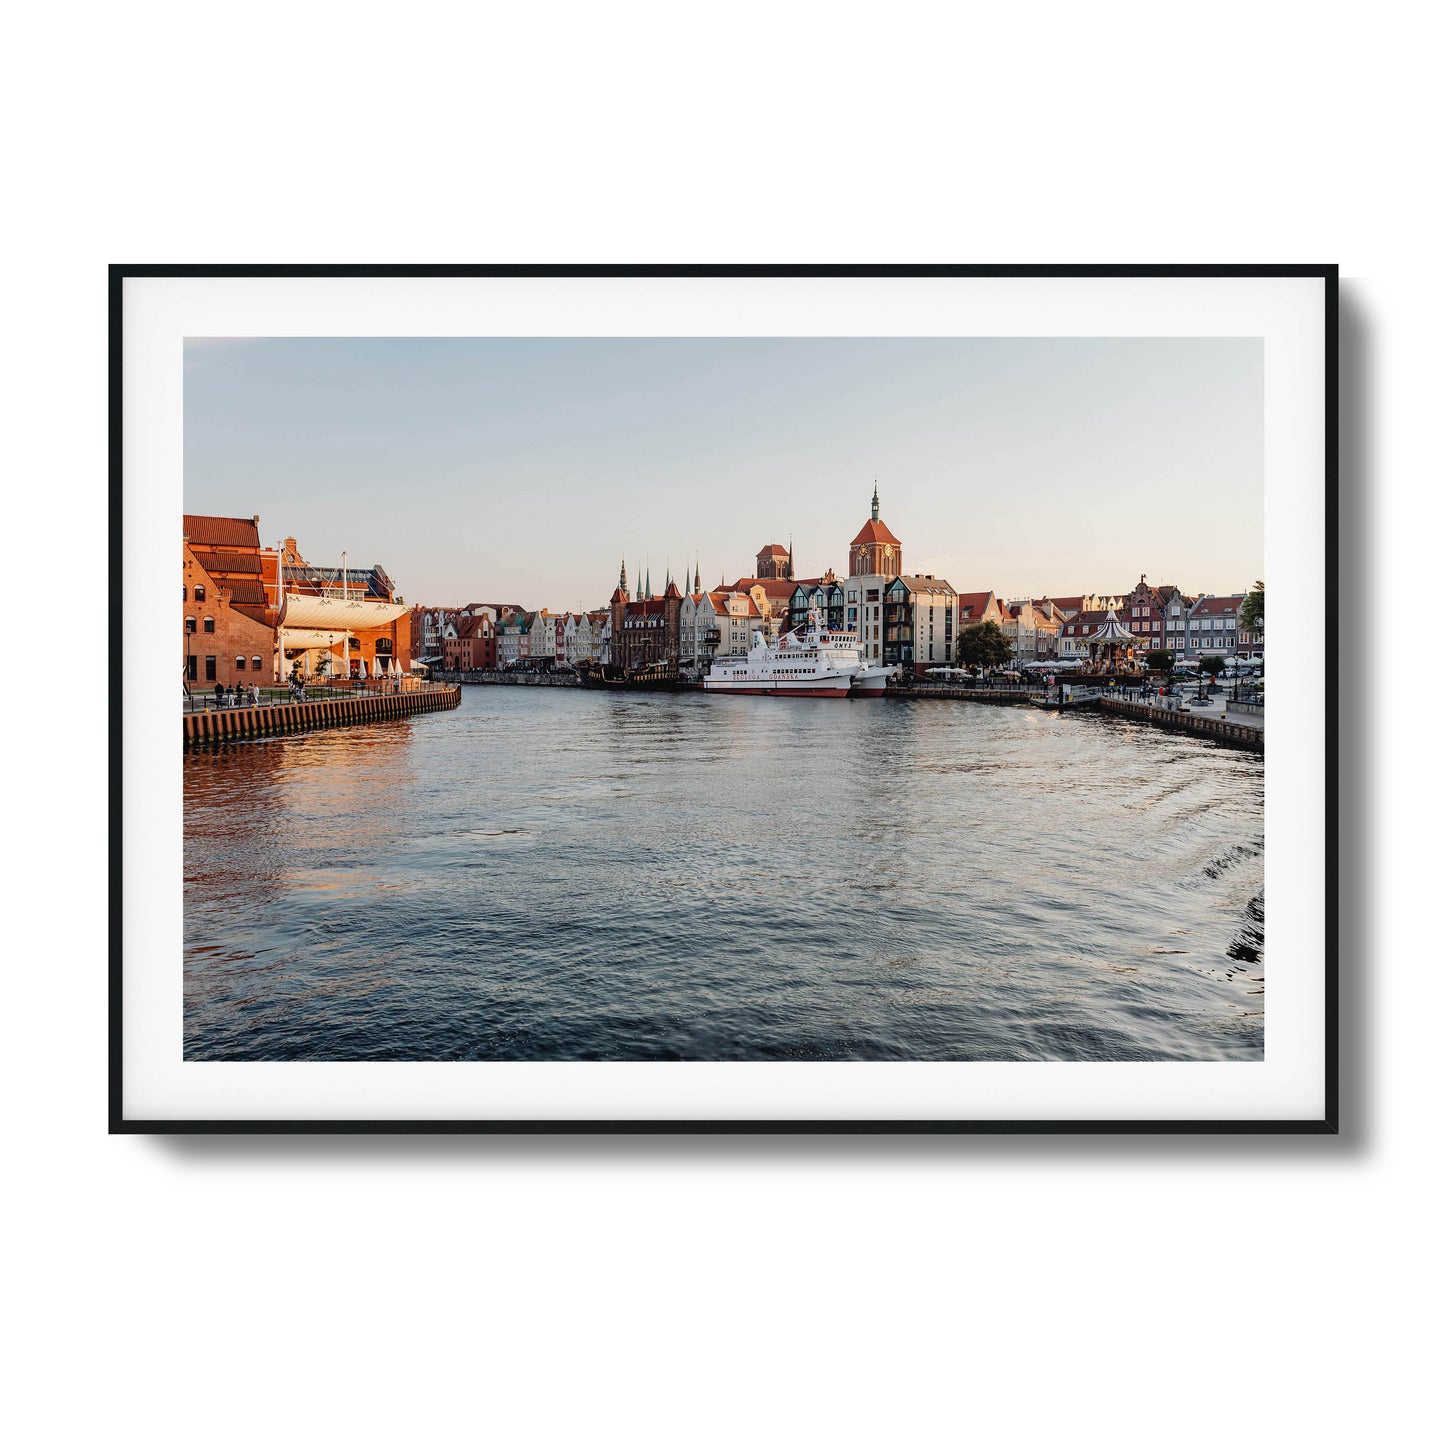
757 543 790 557
727 577 796 599
192 549 263 575
955 591 996 619
226 581 267 606
850 518 901 547
1192 595 1244 616
1049 596 1084 612
184 515 260 549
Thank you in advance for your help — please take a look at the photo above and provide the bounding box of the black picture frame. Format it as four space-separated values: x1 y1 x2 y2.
110 264 1338 1135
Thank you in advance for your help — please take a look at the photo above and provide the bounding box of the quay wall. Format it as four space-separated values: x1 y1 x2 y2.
886 686 1042 704
1099 698 1264 752
183 685 461 747
433 670 581 687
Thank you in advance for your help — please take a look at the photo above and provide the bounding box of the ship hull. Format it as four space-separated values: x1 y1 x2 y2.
704 670 854 698
703 682 852 697
849 668 895 694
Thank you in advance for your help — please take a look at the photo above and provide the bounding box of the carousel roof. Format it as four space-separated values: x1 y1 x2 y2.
1089 608 1135 645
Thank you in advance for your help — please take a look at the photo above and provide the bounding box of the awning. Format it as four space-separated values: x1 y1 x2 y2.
279 592 408 631
279 628 347 649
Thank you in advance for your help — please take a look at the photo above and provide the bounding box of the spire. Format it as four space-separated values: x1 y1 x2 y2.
619 556 629 600
787 534 794 580
645 561 652 600
871 481 880 522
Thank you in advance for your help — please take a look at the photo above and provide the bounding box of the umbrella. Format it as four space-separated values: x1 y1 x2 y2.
358 658 368 678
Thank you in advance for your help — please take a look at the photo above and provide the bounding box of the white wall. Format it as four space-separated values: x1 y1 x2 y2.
12 10 1429 1444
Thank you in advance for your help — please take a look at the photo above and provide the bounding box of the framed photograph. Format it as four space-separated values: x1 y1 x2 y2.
112 265 1336 1133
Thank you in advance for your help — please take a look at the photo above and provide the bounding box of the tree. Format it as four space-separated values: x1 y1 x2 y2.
958 621 1013 671
1239 580 1264 636
1146 647 1175 677
1200 654 1226 679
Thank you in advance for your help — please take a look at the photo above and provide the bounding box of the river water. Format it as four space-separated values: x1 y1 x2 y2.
184 687 1264 1061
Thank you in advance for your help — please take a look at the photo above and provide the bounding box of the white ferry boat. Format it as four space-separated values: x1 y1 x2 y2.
703 610 897 697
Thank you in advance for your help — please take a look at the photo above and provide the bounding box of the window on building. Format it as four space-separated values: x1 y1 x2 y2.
235 656 246 671
252 656 263 670
205 656 216 681
185 616 197 633
183 584 188 601
203 617 215 633
195 585 205 602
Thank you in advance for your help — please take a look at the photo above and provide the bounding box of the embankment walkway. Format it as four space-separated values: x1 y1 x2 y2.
183 684 461 746
1099 698 1264 752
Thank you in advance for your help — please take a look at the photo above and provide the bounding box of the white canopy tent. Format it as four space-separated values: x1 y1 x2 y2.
276 592 407 682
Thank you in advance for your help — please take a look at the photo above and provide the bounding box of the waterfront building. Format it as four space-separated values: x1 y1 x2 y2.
1182 594 1247 664
883 574 959 673
273 535 411 681
847 485 906 665
680 584 722 671
1001 598 1063 662
787 569 846 633
706 590 765 657
955 590 1008 636
184 516 411 687
1237 614 1263 661
497 613 528 667
608 559 684 672
182 514 277 689
439 609 497 671
1116 576 1175 657
717 575 793 640
411 605 437 668
528 609 558 664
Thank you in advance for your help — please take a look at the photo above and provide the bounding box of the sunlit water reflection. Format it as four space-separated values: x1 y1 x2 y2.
184 687 1264 1060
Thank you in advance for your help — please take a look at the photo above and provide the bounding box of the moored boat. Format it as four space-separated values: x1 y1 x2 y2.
703 610 894 697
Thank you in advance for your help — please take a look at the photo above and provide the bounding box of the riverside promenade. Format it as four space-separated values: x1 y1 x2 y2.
182 681 461 746
1099 697 1264 752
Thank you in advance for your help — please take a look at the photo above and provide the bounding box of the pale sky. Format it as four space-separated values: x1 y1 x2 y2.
184 337 1262 609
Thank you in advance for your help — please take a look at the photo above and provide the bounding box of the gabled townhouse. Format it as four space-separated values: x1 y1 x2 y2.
1001 598 1062 662
1181 594 1247 663
955 591 1008 634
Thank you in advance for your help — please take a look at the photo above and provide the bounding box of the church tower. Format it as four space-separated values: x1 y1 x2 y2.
848 483 902 579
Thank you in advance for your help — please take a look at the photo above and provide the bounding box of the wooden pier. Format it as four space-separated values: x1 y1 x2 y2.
183 685 461 747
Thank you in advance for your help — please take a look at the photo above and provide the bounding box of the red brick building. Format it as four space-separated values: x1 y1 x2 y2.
182 514 278 690
609 569 683 673
441 611 497 671
754 543 793 580
183 516 411 688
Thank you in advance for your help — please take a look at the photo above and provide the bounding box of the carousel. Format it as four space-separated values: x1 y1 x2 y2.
1081 609 1142 676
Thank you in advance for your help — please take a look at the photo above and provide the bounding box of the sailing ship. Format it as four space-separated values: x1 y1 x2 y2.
575 658 694 690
